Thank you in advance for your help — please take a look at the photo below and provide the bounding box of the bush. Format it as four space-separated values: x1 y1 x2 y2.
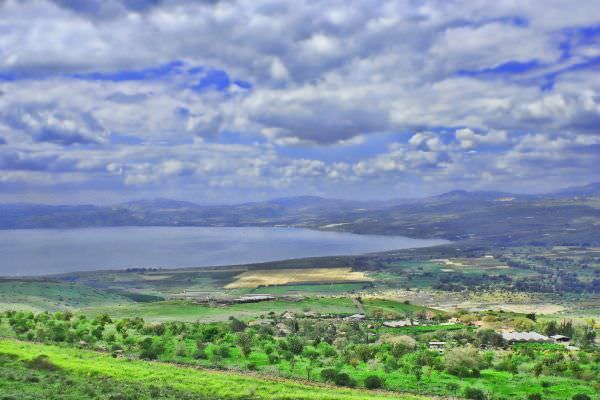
320 368 338 382
364 375 384 389
334 372 354 387
572 395 590 400
445 347 483 377
528 394 542 400
25 355 61 371
464 387 486 400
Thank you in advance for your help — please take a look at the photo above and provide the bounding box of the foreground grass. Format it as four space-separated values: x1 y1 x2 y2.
0 340 423 400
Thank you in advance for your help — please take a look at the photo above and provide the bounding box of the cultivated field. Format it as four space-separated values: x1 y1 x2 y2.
225 267 372 289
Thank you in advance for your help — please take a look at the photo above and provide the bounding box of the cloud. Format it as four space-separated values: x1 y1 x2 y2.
455 128 508 149
0 0 599 201
1 104 109 145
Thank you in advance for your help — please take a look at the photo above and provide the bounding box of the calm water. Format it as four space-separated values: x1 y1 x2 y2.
0 227 448 276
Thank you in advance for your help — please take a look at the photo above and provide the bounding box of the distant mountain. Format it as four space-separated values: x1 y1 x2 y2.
429 189 523 202
1 182 599 246
552 182 600 197
115 198 202 210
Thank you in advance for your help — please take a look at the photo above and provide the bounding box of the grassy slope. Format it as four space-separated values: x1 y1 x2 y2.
0 281 132 312
0 339 423 400
83 298 360 322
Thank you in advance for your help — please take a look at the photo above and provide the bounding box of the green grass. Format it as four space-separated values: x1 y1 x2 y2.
83 297 360 322
379 324 466 335
361 299 435 318
0 339 423 400
247 283 371 295
0 281 132 312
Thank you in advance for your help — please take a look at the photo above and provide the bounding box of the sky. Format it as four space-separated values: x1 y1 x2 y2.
0 0 599 204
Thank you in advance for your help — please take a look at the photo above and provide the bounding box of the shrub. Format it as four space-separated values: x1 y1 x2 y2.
446 382 460 394
464 387 486 400
230 317 247 333
215 345 230 358
25 355 61 371
364 375 384 389
287 336 304 355
572 395 591 400
333 372 355 387
445 347 483 377
320 368 338 382
528 394 542 400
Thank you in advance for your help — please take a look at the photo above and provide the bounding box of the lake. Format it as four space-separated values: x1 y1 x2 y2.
0 227 449 276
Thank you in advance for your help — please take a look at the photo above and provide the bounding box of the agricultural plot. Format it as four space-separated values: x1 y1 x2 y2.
224 267 372 289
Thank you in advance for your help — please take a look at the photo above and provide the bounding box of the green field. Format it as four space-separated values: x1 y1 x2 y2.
84 298 361 322
0 281 132 312
0 340 422 400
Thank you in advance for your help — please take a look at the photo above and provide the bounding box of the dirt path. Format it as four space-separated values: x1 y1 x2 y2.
352 297 365 314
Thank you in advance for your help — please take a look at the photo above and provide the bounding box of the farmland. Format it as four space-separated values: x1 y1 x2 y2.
225 267 372 289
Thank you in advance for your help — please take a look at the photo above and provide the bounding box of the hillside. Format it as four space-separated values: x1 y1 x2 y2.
0 340 422 400
1 182 600 246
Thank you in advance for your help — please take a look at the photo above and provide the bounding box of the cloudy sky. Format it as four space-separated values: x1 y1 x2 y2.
1 0 599 204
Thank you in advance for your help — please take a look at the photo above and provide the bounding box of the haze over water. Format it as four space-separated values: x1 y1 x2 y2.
0 227 448 277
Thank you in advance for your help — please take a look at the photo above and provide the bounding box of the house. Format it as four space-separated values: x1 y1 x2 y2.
428 341 447 353
233 295 275 304
550 334 570 343
344 313 366 321
501 332 551 344
383 319 416 328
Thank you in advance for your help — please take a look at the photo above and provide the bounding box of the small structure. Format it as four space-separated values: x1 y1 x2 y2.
383 319 416 328
344 313 366 321
550 334 570 343
501 332 551 344
233 295 275 304
428 341 447 353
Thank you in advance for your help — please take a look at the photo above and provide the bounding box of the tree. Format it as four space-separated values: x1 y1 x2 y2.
544 320 558 336
512 317 536 331
237 332 252 358
414 366 423 393
444 347 483 377
230 317 247 333
475 329 504 348
287 335 304 355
